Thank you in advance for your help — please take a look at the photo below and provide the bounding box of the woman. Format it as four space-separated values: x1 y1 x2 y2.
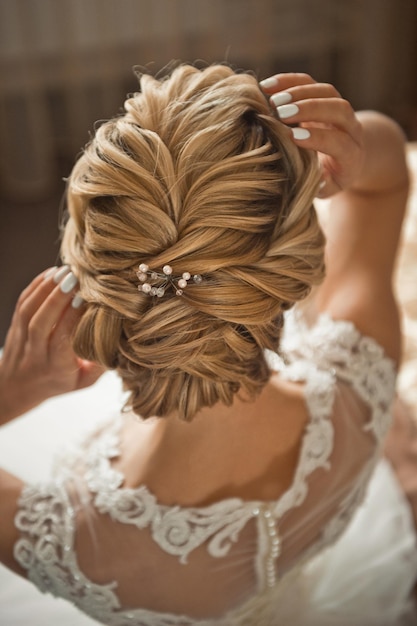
0 65 416 625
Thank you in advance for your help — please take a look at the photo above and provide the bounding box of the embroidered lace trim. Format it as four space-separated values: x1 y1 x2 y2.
281 312 396 441
13 314 396 625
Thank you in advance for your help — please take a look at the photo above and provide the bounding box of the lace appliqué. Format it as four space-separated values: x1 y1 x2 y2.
12 364 337 624
273 364 335 519
14 483 122 624
83 423 256 564
320 459 376 547
13 475 261 626
12 313 397 626
281 311 396 443
274 311 397 565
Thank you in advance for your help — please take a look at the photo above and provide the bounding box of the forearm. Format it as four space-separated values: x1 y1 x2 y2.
325 112 410 277
317 112 409 363
348 111 409 196
261 74 409 362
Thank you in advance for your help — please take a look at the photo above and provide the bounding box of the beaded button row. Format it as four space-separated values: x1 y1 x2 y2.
253 505 280 588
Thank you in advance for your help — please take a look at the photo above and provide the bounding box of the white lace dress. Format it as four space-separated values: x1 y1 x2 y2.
10 314 417 625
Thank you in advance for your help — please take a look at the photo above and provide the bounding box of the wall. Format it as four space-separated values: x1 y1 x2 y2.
1 0 416 341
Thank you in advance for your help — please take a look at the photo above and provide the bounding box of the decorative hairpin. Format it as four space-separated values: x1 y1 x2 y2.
136 263 203 297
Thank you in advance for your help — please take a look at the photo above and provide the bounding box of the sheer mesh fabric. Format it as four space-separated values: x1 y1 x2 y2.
13 314 400 625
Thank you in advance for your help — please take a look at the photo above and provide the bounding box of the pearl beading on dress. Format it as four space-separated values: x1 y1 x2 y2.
264 508 280 587
253 505 280 588
12 314 399 626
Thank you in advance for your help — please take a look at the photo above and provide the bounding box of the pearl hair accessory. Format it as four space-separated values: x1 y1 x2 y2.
136 263 203 297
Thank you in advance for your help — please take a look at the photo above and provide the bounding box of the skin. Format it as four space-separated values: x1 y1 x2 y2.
262 74 409 366
0 269 103 425
0 73 411 577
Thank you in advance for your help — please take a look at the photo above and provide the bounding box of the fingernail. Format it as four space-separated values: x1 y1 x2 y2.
44 266 58 280
292 127 311 140
53 265 70 283
259 76 279 90
270 92 292 107
277 103 299 119
60 271 78 294
71 293 85 309
319 180 326 190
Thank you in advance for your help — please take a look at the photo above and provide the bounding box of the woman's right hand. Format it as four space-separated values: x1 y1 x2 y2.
262 73 409 365
260 72 365 198
0 267 104 425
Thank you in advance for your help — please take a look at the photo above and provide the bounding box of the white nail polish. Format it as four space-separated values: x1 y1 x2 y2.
53 265 70 283
259 76 279 90
277 104 299 119
292 127 311 140
44 266 58 280
60 271 78 294
71 293 85 309
270 92 292 107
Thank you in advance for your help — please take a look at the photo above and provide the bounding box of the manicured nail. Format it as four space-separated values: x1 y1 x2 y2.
319 180 326 190
53 265 70 283
71 293 85 309
259 76 279 90
60 271 78 294
292 127 311 140
44 266 58 280
277 103 299 119
270 92 292 107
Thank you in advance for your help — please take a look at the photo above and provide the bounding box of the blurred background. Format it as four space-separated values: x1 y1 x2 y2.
1 0 417 343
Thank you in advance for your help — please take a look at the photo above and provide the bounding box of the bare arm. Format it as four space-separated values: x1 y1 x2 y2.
0 268 103 574
316 112 408 364
261 74 409 364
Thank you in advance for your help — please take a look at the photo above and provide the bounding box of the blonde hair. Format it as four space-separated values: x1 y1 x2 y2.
62 64 324 421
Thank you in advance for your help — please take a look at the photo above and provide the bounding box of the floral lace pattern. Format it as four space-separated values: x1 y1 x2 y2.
13 314 397 625
281 312 396 441
14 483 123 624
83 423 257 564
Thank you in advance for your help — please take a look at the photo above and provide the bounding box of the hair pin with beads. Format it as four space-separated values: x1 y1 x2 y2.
136 264 203 297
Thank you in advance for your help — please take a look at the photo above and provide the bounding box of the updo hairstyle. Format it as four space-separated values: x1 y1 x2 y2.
62 64 325 421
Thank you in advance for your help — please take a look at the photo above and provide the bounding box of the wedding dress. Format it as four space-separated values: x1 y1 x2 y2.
9 312 417 625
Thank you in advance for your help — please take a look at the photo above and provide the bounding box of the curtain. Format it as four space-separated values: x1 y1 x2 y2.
0 0 415 201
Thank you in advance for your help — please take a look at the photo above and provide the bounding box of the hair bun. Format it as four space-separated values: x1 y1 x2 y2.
63 64 324 421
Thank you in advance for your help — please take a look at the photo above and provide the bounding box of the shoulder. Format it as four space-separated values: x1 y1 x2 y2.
281 308 397 377
278 309 397 441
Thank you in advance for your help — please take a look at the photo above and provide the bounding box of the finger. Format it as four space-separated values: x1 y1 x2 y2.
269 83 341 108
290 125 357 161
16 266 70 325
11 266 70 351
3 267 62 362
290 126 363 197
12 268 56 330
47 301 103 395
15 267 57 307
275 98 361 142
48 291 85 355
27 271 79 350
260 72 316 94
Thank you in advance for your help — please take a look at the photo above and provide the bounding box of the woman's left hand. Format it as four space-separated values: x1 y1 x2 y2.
0 267 104 425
